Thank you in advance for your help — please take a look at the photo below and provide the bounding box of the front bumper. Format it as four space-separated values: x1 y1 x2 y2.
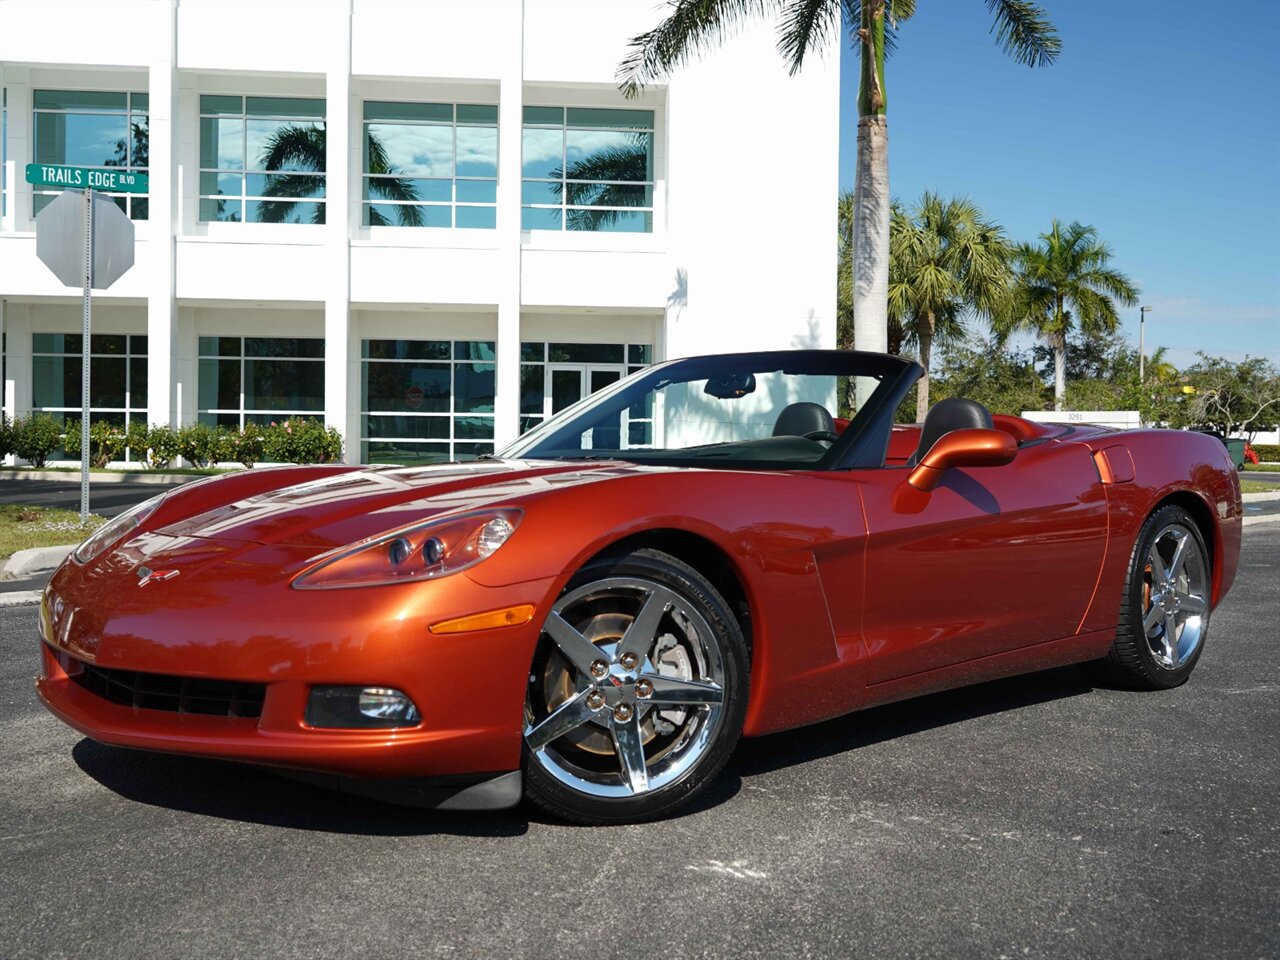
36 536 556 790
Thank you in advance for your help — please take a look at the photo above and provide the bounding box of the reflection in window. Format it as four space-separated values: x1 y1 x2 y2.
362 102 497 229
522 107 654 233
32 90 149 220
360 339 496 464
199 96 326 224
198 336 325 428
31 333 149 461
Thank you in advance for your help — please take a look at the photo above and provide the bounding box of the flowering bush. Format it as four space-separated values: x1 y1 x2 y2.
262 418 343 464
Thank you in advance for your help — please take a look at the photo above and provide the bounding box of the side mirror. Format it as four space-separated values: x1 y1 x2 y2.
907 428 1017 492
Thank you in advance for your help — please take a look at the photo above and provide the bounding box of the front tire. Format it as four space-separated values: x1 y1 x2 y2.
522 549 749 824
1089 504 1211 690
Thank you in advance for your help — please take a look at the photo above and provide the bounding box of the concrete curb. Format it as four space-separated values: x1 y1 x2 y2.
1242 491 1280 503
0 469 208 485
0 591 43 607
1 545 74 580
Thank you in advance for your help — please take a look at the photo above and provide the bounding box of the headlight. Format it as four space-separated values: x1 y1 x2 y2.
71 493 167 565
292 508 522 590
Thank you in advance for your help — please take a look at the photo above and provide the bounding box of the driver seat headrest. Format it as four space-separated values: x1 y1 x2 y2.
907 397 994 467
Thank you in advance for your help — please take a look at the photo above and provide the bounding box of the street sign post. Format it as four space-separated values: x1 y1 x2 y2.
29 167 139 522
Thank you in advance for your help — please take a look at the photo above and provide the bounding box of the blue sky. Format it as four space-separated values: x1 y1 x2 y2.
837 0 1280 369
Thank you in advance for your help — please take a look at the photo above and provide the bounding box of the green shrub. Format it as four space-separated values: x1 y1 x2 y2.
0 415 13 460
148 425 182 470
125 421 151 465
13 414 65 468
178 422 219 468
90 420 126 467
1254 443 1280 462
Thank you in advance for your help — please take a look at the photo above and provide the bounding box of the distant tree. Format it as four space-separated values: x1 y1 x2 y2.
928 335 1047 418
1180 353 1280 439
888 193 1013 419
997 220 1139 410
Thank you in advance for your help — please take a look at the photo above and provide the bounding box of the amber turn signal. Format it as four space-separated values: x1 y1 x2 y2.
428 604 536 635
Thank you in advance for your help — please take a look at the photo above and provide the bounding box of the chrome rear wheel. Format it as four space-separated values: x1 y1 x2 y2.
1141 522 1209 670
1089 504 1212 690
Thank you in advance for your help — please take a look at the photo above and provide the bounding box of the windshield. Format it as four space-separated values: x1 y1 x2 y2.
499 351 919 470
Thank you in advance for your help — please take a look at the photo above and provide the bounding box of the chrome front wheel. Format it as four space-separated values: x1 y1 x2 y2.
522 550 747 823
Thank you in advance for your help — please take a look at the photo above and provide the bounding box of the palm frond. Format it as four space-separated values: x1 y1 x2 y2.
984 0 1061 68
617 0 775 97
777 0 839 74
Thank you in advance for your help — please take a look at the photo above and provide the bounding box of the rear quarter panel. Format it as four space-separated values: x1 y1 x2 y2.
1073 429 1241 635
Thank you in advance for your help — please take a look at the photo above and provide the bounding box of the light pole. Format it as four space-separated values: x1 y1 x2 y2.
1139 305 1153 384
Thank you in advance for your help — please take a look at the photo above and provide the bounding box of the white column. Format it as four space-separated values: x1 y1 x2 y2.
3 69 32 232
492 1 524 449
6 303 31 421
146 0 178 427
0 299 9 465
323 1 355 461
0 60 10 235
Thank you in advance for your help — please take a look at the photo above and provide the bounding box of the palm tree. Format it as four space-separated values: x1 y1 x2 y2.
256 125 423 226
998 220 1140 410
617 1 1059 361
889 192 1014 419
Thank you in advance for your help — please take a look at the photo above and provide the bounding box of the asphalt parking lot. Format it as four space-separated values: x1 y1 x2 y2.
1 526 1277 959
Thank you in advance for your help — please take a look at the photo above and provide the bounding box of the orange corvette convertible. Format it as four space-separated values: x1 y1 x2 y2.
37 351 1242 823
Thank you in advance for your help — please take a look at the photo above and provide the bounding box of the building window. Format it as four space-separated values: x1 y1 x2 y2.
31 334 149 461
198 336 325 427
520 341 652 437
32 90 149 220
199 96 326 223
522 107 654 233
362 101 498 229
361 339 495 464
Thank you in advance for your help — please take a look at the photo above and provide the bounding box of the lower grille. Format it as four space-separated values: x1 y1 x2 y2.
62 650 265 719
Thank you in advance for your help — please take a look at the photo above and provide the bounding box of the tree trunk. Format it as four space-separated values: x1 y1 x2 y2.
916 314 934 422
1053 334 1066 410
852 2 888 409
853 118 889 408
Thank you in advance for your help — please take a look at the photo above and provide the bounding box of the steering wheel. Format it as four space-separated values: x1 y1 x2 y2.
803 430 839 443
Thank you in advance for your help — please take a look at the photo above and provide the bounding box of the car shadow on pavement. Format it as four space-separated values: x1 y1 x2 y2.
69 663 1093 832
70 739 531 837
725 663 1097 780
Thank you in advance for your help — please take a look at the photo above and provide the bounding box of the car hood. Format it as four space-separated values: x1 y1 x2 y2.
152 459 646 551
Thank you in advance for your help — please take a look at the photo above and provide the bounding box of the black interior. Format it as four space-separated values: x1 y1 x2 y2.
772 402 835 438
907 398 994 467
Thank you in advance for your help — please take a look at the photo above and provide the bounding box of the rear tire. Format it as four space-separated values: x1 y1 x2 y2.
522 549 748 825
1087 504 1211 690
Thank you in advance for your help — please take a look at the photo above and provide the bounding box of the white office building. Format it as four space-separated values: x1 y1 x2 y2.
0 0 838 465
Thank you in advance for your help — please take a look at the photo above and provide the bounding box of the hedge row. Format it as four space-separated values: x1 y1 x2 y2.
0 415 343 470
1253 443 1280 463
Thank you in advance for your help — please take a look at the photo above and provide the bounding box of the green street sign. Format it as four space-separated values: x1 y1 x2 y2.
25 163 149 194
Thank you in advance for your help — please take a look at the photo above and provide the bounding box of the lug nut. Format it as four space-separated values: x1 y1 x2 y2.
590 660 609 679
613 703 634 723
635 678 653 699
586 690 605 710
620 652 639 670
